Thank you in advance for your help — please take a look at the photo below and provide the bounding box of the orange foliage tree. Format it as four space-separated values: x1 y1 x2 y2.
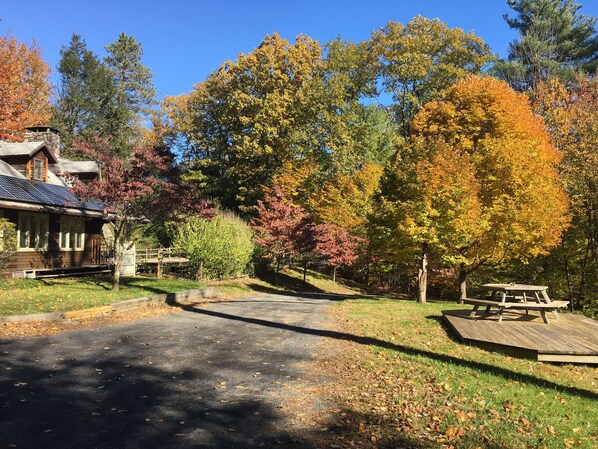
372 75 569 302
533 76 598 312
0 35 51 140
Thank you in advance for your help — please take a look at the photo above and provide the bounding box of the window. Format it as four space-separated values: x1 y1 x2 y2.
18 213 48 250
60 216 85 250
33 158 45 181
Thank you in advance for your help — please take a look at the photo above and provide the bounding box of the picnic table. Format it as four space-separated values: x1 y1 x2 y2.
463 283 569 324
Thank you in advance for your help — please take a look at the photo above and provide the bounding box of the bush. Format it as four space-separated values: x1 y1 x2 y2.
170 211 254 281
0 218 17 272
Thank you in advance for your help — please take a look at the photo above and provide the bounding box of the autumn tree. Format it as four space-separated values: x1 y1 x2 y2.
0 34 51 140
309 163 383 237
370 138 478 303
316 224 362 282
251 186 311 283
163 34 327 212
494 0 598 91
162 32 394 213
372 76 569 302
70 137 213 291
372 16 493 135
532 76 598 313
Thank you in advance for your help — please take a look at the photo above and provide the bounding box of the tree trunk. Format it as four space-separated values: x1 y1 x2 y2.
303 263 307 283
333 266 337 283
417 244 428 304
196 261 203 282
157 248 163 279
458 265 468 304
275 258 280 286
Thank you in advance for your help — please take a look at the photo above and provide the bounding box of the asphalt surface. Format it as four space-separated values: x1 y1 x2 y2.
0 293 342 449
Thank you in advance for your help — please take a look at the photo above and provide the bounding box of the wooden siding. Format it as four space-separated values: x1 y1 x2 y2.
1 207 104 274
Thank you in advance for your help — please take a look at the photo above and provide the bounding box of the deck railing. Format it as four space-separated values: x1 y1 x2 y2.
135 247 188 263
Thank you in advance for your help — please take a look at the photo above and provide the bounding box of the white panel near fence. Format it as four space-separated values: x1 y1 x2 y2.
120 243 136 276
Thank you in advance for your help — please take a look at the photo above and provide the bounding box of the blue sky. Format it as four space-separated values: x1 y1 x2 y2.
1 0 598 100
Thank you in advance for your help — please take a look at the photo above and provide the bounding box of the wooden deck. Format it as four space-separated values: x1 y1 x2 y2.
442 309 598 364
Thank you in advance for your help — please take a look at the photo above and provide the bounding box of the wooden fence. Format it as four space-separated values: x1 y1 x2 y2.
136 247 189 278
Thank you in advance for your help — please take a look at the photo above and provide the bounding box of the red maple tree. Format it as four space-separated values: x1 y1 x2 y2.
70 137 213 290
316 223 363 283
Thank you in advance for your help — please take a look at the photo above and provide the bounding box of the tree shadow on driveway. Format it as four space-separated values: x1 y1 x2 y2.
0 324 323 449
182 305 598 401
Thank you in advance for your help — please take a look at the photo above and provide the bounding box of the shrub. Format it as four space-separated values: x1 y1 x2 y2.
170 211 254 280
0 218 17 272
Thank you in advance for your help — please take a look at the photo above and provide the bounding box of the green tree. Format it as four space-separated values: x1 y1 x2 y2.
52 34 120 149
104 32 156 144
372 16 493 135
170 211 254 281
494 0 598 91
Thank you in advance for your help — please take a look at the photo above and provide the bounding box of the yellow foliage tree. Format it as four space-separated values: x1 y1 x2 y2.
309 163 383 237
372 75 569 301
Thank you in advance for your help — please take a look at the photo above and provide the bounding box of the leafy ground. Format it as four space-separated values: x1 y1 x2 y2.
318 297 598 449
2 268 596 448
0 276 205 315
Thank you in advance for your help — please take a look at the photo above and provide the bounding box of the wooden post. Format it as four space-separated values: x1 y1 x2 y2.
157 247 163 279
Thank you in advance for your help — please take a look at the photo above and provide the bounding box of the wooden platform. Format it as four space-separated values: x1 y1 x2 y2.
442 309 598 364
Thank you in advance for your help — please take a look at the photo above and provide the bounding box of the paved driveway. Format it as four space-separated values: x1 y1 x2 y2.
0 293 339 449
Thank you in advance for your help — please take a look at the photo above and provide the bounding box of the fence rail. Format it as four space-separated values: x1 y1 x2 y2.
135 247 188 263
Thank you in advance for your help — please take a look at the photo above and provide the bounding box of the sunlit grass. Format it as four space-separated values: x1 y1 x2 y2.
0 276 205 315
332 298 598 448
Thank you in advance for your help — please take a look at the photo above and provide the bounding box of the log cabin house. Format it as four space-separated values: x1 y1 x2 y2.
0 127 108 278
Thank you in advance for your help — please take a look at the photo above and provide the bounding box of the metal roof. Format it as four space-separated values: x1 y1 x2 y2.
0 174 103 212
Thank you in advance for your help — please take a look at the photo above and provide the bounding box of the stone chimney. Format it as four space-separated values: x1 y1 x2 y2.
24 126 62 160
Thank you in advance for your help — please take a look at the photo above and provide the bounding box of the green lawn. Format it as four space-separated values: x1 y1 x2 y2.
332 297 598 449
0 276 205 316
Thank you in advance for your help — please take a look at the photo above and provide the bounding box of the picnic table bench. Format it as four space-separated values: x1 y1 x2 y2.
464 284 569 324
463 297 569 324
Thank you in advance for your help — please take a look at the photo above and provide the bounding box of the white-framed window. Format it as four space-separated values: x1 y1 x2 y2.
33 157 45 181
60 216 85 251
18 212 49 250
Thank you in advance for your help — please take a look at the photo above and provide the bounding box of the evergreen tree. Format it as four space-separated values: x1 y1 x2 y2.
494 0 598 91
52 34 120 149
104 33 156 123
53 33 155 155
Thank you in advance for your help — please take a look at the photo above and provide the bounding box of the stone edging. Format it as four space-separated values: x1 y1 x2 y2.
0 286 221 323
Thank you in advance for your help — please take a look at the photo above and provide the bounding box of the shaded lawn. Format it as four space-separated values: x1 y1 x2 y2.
0 276 205 316
328 297 598 449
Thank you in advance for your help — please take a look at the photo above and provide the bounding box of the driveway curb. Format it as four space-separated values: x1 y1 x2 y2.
0 286 221 323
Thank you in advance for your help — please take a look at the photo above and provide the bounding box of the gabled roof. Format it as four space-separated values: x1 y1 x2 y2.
0 174 103 213
0 141 58 163
58 158 100 174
